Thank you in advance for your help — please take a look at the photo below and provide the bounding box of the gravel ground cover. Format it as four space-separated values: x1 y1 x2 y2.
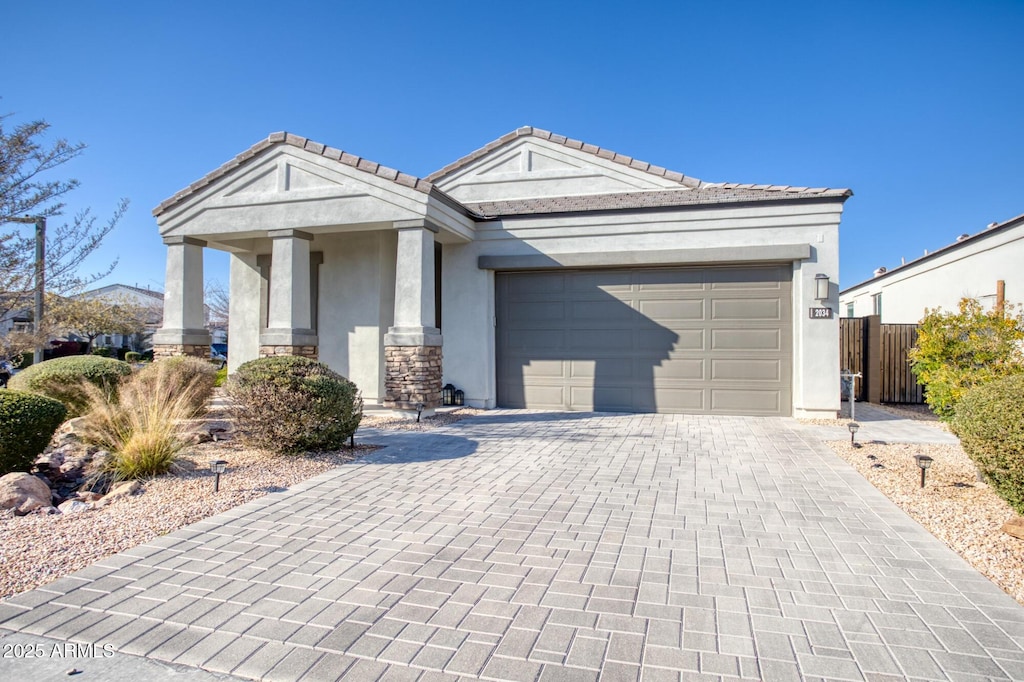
813 406 1024 605
0 408 481 600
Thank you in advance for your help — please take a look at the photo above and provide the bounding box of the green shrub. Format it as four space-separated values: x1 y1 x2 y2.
214 367 227 387
125 352 141 363
17 352 33 369
227 356 362 453
133 356 216 417
8 356 132 417
952 374 1024 515
79 366 205 480
0 391 67 476
909 298 1024 420
91 347 113 357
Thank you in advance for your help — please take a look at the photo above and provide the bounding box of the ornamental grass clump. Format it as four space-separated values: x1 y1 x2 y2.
8 355 131 417
228 356 362 453
133 356 218 417
79 363 209 480
952 374 1024 515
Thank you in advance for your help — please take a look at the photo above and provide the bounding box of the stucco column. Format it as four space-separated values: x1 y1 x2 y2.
152 236 210 359
259 229 318 359
384 220 442 411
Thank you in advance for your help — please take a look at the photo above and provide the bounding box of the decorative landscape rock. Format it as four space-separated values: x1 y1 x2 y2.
1003 516 1024 540
0 473 53 515
96 480 141 506
58 500 91 514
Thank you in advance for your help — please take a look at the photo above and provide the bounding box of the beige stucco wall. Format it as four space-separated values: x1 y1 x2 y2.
840 224 1024 323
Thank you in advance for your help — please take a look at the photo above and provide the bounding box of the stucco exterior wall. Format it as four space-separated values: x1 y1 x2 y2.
840 224 1024 323
442 201 844 417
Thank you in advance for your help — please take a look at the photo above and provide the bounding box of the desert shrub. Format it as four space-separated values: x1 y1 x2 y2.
8 355 132 417
214 367 227 387
952 374 1024 514
133 356 217 417
125 351 141 363
0 391 67 476
91 347 113 357
78 367 207 480
909 298 1024 420
228 356 362 453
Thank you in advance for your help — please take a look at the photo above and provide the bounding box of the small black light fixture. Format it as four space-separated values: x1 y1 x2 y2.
416 402 424 423
350 433 355 449
914 454 934 488
442 384 455 406
210 459 228 493
848 421 860 447
454 389 465 406
815 273 830 301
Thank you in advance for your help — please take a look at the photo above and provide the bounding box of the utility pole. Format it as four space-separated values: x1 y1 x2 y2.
8 216 47 363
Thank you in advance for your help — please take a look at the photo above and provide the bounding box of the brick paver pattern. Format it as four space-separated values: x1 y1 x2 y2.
1 411 1023 681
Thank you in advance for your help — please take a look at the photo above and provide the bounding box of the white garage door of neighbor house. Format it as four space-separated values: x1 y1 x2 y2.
496 264 793 415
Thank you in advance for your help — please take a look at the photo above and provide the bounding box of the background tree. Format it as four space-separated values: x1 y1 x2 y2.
204 279 229 332
0 110 127 363
47 293 148 354
909 297 1024 420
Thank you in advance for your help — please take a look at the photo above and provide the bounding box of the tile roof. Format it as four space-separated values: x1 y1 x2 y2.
467 185 852 218
425 126 704 188
153 132 434 217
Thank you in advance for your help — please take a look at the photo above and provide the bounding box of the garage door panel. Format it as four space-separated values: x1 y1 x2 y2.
638 298 705 321
497 265 791 415
711 298 781 321
571 300 636 322
651 358 705 380
508 272 565 294
711 358 781 381
711 388 782 413
710 328 781 351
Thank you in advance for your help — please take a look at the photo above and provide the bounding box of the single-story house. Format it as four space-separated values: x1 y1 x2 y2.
840 212 1024 323
74 283 166 351
152 127 850 417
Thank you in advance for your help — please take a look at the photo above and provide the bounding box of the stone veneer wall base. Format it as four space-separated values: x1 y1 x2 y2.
259 345 319 360
384 345 442 409
153 344 210 360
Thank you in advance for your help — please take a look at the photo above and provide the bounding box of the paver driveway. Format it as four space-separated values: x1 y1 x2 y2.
2 411 1024 681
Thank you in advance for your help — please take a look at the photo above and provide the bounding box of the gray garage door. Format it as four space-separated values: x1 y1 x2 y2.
496 265 793 415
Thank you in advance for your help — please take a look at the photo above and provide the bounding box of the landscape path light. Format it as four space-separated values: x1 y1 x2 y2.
848 422 860 447
914 454 934 489
210 459 228 493
416 402 424 423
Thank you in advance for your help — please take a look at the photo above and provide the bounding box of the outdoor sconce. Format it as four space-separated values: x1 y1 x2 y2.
454 389 465 406
815 273 831 301
848 421 860 447
914 454 934 488
416 402 424 423
209 459 228 493
442 384 455 406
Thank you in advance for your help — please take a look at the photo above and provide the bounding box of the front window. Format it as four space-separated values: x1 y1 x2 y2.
872 293 882 317
846 303 855 318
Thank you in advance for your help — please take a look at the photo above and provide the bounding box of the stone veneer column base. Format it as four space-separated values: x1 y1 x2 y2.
259 345 319 360
384 345 442 409
153 344 210 360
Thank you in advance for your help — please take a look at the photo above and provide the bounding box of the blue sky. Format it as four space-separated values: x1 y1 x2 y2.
4 1 1022 292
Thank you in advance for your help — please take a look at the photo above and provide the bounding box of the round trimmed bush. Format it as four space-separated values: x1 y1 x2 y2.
0 390 67 475
8 355 132 417
227 356 362 453
952 374 1024 515
124 352 142 363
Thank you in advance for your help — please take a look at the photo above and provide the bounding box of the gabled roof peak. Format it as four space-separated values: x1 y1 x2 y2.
153 132 433 217
425 126 704 188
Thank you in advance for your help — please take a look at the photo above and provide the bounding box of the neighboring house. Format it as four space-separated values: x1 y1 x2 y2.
840 212 1024 323
73 283 165 351
152 127 851 417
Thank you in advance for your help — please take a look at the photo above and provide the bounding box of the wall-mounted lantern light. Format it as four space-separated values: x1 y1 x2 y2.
454 389 465 406
914 454 934 488
209 459 228 493
442 384 455 406
815 273 831 301
848 421 860 447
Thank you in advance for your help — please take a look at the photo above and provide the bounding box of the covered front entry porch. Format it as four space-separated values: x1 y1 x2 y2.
150 132 474 410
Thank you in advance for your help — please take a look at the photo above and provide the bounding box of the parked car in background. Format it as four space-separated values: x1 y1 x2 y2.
211 343 228 369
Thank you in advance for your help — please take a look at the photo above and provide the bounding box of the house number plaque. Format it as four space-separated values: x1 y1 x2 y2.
809 307 834 319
